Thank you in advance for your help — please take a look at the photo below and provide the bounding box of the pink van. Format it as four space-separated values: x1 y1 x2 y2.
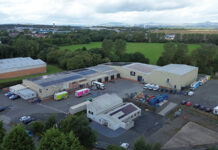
75 88 90 97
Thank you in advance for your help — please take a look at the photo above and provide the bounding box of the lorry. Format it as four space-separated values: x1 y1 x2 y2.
92 81 105 90
54 91 68 101
190 81 200 90
75 88 90 97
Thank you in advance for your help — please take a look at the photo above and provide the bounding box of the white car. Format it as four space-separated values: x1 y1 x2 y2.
188 91 194 96
149 84 155 90
213 106 218 115
19 116 31 122
143 83 151 89
120 143 129 149
153 85 159 91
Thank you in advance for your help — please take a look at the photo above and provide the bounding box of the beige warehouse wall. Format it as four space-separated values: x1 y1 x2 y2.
109 66 152 83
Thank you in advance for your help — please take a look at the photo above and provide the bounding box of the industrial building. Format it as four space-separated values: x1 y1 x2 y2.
22 62 198 99
23 65 119 99
108 62 198 90
0 57 46 79
87 93 141 130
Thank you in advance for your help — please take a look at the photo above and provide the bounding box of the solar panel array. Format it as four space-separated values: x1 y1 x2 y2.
39 75 82 87
110 104 137 119
77 69 97 76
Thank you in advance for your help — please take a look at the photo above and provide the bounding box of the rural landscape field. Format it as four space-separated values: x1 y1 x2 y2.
60 42 200 64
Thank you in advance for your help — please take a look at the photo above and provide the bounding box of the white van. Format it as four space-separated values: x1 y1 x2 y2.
143 83 151 89
213 106 218 115
92 81 105 90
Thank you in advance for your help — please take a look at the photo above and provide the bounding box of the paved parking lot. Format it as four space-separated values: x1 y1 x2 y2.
0 79 143 126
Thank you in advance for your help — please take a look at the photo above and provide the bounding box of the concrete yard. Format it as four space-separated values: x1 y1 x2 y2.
162 122 218 149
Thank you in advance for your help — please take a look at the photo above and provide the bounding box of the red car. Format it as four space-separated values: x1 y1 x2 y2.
186 101 192 106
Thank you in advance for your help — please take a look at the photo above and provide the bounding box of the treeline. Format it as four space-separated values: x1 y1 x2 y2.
157 43 218 74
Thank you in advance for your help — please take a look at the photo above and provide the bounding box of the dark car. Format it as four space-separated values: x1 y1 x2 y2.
0 106 6 112
193 104 200 108
172 90 177 94
164 89 168 93
181 100 187 105
199 105 205 110
169 90 173 94
183 91 188 96
205 107 212 113
177 91 182 95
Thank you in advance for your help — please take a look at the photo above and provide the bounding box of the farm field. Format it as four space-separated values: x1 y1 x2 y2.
60 42 200 64
153 29 218 34
0 64 63 84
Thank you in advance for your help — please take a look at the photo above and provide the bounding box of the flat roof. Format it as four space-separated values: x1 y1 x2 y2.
124 63 160 74
26 64 117 87
0 57 46 74
155 64 198 75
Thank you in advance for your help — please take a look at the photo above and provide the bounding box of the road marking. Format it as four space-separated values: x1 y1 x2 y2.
37 103 67 114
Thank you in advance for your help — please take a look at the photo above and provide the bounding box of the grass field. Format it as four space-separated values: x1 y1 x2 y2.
153 29 218 34
59 42 200 64
0 64 63 84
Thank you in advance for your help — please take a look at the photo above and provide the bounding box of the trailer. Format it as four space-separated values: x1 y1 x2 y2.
75 88 90 97
190 81 200 90
54 91 68 101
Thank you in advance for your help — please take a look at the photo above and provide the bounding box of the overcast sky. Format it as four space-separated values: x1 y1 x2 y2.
0 0 218 25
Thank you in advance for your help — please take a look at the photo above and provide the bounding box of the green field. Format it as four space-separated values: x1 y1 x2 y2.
0 64 62 84
60 42 200 64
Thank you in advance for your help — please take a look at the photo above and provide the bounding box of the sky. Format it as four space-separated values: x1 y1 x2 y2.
0 0 218 25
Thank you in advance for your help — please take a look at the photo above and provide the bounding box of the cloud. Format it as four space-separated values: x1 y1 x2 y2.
0 0 218 25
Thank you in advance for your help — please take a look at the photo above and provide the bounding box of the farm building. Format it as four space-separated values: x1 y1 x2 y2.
107 62 198 90
87 93 141 130
23 65 119 99
0 57 46 79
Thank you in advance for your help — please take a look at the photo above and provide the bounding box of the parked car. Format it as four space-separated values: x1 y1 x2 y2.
120 143 129 149
199 105 205 111
193 104 200 108
153 85 159 91
0 106 6 112
186 101 192 106
183 91 188 96
19 116 34 124
172 90 177 94
205 107 212 113
143 83 151 89
9 94 20 100
181 100 187 105
213 106 218 115
4 92 13 97
30 98 41 103
149 84 155 90
188 91 194 96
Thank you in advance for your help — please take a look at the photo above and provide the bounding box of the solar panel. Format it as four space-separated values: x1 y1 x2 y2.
39 75 82 87
110 104 137 119
77 69 97 76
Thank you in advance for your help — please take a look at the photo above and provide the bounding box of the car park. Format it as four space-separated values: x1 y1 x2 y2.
9 94 19 100
186 101 192 106
193 104 200 109
199 105 205 111
181 100 187 105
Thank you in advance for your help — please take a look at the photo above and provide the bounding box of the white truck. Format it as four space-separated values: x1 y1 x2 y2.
92 81 105 90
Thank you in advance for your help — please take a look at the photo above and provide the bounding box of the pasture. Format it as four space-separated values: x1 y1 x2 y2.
59 42 200 64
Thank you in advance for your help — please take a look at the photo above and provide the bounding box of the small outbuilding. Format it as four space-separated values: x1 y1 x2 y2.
17 88 37 100
9 84 27 94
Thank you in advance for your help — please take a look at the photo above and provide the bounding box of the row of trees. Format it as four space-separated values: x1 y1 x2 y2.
157 43 218 74
0 114 96 150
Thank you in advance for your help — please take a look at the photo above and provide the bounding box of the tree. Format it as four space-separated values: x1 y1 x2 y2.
66 131 83 150
29 121 44 137
58 115 96 148
172 43 189 64
106 144 125 150
114 39 126 57
44 114 57 131
1 124 35 150
162 42 177 64
134 136 161 150
37 128 68 150
102 39 114 57
0 121 6 145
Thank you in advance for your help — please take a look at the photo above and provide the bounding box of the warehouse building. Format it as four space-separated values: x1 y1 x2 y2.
107 62 198 90
87 93 141 130
0 57 46 79
23 65 119 99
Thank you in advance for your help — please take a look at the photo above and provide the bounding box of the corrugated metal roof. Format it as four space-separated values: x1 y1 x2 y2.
0 57 46 73
155 64 198 75
124 63 160 74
